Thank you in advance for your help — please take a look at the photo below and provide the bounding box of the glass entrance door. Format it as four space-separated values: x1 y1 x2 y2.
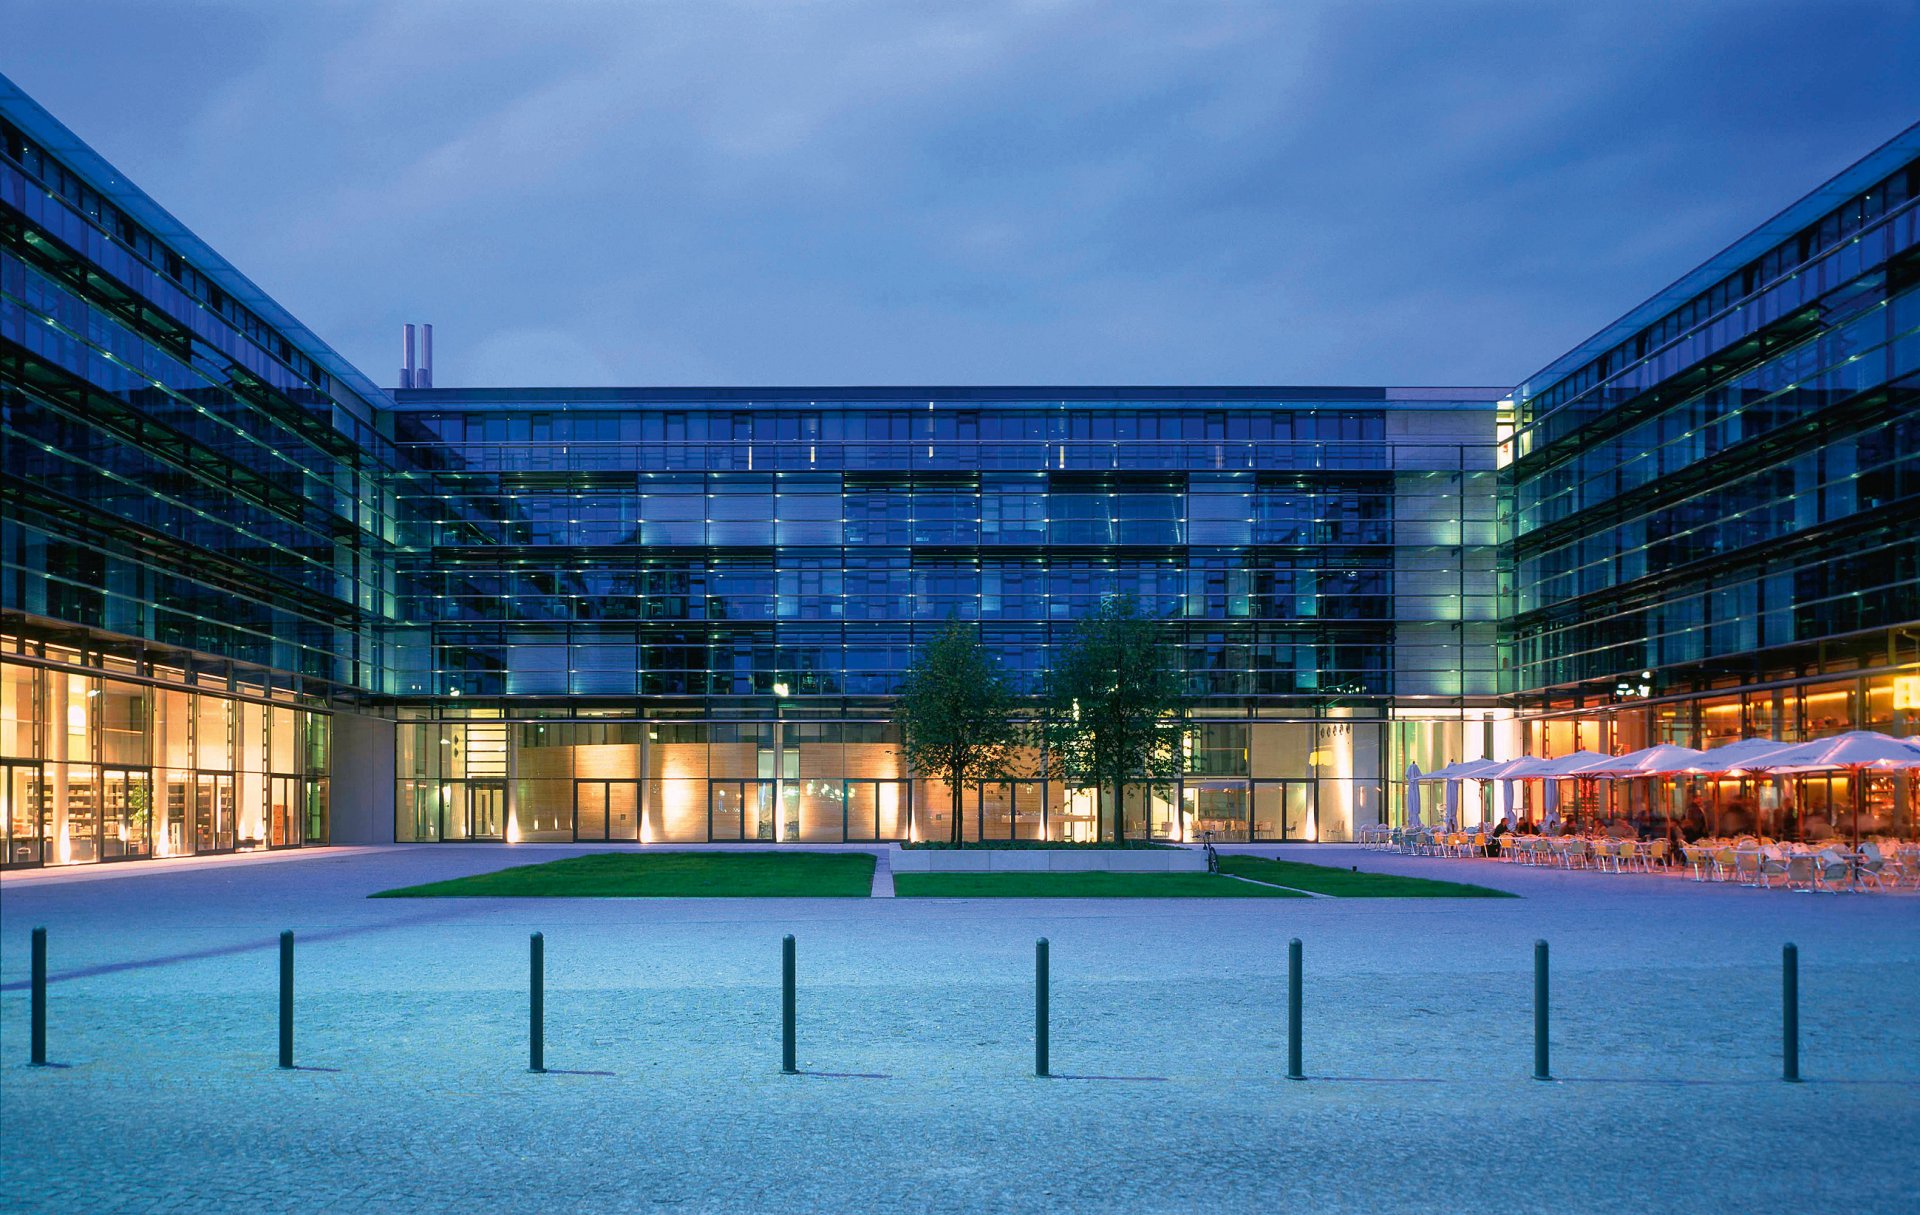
101 768 153 860
575 780 640 842
1252 781 1317 841
467 782 506 840
195 773 235 852
2 762 47 867
710 780 775 841
270 776 303 847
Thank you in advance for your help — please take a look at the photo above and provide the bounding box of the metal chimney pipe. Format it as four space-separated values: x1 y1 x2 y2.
401 324 416 389
419 323 433 389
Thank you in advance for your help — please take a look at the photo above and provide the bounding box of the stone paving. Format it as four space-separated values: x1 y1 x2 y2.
2 843 1917 1213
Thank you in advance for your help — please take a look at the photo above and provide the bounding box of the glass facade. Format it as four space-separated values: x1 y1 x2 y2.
1505 124 1920 797
4 70 1911 858
0 636 329 865
379 388 1504 843
1 80 366 864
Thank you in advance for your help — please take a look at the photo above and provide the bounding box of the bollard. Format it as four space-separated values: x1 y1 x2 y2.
1287 937 1304 1080
1532 939 1550 1081
1035 938 1050 1078
1782 943 1800 1083
782 934 797 1074
529 932 545 1074
30 926 47 1067
278 930 294 1069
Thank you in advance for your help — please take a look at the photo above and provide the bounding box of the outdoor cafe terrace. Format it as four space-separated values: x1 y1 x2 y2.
1365 732 1920 894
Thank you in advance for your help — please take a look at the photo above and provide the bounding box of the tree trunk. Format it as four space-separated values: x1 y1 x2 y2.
1110 775 1125 847
948 775 963 848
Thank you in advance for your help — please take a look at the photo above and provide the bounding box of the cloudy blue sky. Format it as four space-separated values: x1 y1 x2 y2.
5 1 1917 388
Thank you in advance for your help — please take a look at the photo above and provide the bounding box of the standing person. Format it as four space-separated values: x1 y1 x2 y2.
1682 797 1708 843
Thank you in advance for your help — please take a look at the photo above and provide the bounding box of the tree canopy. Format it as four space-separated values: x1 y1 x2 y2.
896 620 1023 846
1036 594 1190 844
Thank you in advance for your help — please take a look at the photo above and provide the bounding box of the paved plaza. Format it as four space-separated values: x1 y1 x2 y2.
3 845 1917 1214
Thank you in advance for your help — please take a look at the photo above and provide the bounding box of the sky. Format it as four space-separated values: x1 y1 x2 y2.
4 1 1917 390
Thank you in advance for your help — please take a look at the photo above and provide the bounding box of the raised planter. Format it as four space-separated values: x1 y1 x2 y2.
891 846 1208 873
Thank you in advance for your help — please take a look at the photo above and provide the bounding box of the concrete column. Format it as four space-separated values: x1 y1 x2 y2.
328 711 396 843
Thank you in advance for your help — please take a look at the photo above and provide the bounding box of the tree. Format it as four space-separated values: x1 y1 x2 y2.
1037 594 1190 845
896 620 1022 847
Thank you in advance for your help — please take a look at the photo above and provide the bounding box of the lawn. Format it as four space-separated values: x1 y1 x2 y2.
371 851 876 898
1217 855 1516 898
892 872 1306 898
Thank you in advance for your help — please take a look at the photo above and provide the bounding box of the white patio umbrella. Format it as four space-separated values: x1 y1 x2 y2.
1541 777 1561 835
1678 739 1798 835
1443 776 1460 832
1745 732 1920 849
1499 776 1515 829
1581 744 1708 834
1682 737 1797 773
1538 750 1621 776
1583 744 1709 776
1404 761 1423 827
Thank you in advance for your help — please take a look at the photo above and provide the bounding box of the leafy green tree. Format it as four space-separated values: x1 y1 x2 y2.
897 620 1022 847
1037 594 1190 845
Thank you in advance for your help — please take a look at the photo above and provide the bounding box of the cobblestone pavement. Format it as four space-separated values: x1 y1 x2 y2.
2 844 1917 1214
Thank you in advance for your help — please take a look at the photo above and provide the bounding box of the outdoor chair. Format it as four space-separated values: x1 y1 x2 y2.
1559 839 1590 870
1710 846 1740 882
1645 840 1668 870
1813 850 1853 893
1757 851 1790 889
1680 845 1709 881
1854 844 1887 890
1784 854 1817 892
1733 849 1763 887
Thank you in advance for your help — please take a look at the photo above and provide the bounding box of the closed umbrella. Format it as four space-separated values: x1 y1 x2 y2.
1405 762 1423 828
1443 777 1460 833
1499 777 1515 830
1541 777 1561 835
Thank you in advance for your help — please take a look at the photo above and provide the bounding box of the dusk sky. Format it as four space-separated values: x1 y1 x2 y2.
5 1 1917 389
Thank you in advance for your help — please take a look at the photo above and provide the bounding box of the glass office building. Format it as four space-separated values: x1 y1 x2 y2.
1 78 390 865
2 69 1912 862
382 387 1506 845
1506 123 1920 832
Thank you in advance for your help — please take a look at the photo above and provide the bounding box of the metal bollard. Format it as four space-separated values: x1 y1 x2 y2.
1035 938 1050 1078
278 931 294 1069
1782 943 1800 1083
782 934 798 1074
30 926 47 1066
1287 937 1304 1081
529 932 545 1074
1532 939 1550 1081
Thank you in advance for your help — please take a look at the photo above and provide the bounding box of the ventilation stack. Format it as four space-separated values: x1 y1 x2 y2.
399 323 435 389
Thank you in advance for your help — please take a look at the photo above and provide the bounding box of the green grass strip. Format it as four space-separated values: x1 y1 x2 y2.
371 851 876 898
1218 855 1516 898
893 871 1306 898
